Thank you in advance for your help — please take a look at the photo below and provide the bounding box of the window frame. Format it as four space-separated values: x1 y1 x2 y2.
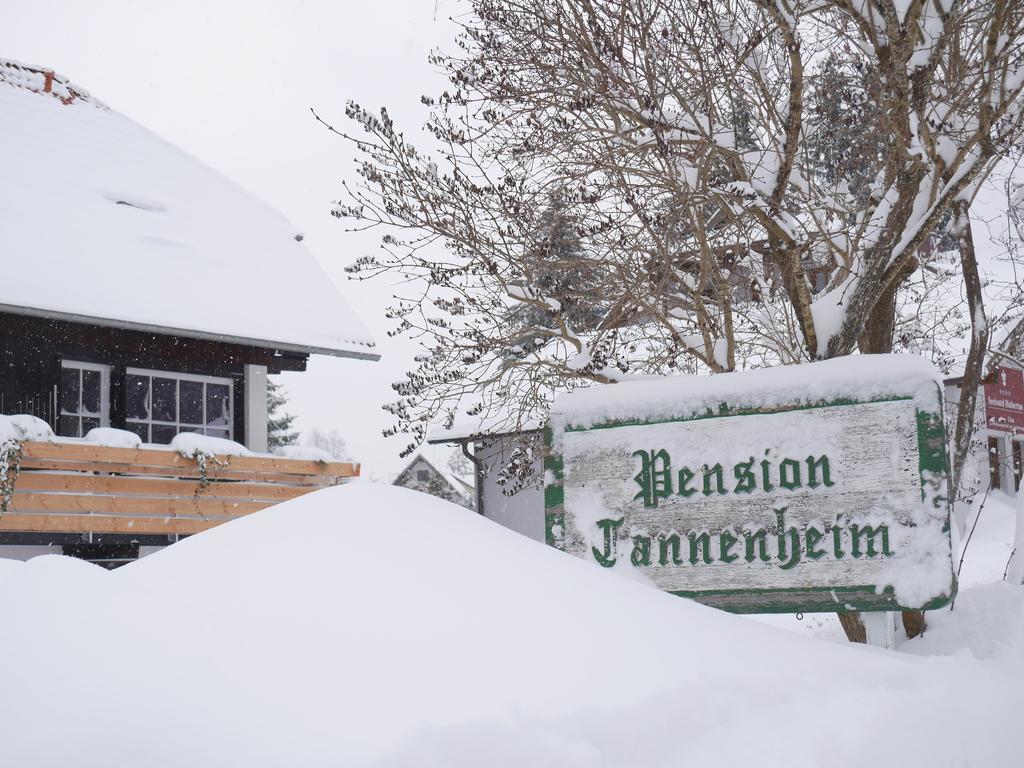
124 367 234 444
59 359 111 437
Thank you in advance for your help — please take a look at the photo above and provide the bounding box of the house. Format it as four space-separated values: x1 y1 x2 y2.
392 452 475 510
427 419 545 541
945 336 1024 497
0 59 377 562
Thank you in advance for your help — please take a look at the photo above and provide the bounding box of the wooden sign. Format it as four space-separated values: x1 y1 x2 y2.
544 357 957 614
984 365 1024 432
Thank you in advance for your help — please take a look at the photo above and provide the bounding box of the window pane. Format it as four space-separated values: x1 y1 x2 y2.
81 417 100 434
205 384 230 428
151 424 177 444
205 428 229 440
179 380 203 424
125 421 149 443
126 375 149 420
177 425 200 435
152 378 177 422
82 370 102 416
60 367 79 414
58 415 80 438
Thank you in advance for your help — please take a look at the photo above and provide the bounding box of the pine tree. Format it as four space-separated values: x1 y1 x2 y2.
804 53 885 203
267 379 298 450
506 198 605 357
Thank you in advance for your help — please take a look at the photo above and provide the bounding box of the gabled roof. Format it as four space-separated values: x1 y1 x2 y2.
0 59 378 360
393 452 474 503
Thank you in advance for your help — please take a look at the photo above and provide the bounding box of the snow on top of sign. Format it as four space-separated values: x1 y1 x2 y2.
0 59 376 359
552 353 942 429
0 483 1020 766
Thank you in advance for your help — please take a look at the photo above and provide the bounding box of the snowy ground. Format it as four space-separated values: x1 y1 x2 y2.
0 483 1020 767
752 490 1019 645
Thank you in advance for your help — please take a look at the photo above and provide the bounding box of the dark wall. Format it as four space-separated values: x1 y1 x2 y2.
0 312 308 441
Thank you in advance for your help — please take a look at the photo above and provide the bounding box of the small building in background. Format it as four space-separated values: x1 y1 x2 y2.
946 336 1024 497
427 421 544 541
393 453 475 511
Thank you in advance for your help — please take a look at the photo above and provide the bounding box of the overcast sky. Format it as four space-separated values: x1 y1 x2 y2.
1 0 463 479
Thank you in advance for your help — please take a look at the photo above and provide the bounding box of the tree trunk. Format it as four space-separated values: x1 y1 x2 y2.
856 279 899 355
837 612 866 644
951 199 989 515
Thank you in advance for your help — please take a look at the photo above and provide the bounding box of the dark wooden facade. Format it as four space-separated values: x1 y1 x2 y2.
1 311 313 554
0 312 308 445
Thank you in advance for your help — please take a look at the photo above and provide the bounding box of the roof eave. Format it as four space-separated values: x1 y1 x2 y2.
426 426 543 444
0 303 381 362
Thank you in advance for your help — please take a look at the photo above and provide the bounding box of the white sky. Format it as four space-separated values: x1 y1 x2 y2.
1 0 461 480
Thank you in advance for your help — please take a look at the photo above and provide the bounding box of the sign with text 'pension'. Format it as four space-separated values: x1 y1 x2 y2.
544 356 956 614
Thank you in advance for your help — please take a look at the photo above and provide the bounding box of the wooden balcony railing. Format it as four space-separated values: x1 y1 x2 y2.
1 441 359 536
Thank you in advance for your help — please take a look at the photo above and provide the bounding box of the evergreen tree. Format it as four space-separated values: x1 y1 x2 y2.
506 198 605 357
804 53 885 204
267 379 298 450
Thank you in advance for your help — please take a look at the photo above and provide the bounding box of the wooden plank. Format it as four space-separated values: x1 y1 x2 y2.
863 611 897 649
19 442 359 478
0 513 222 535
8 492 267 517
21 442 201 469
13 473 313 502
17 459 337 486
212 454 360 477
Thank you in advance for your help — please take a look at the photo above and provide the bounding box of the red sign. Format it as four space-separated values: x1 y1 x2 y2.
985 366 1024 432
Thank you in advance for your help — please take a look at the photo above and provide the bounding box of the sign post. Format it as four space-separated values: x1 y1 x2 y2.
544 356 957 623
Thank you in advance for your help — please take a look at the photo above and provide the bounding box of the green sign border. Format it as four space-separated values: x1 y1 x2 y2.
544 388 957 614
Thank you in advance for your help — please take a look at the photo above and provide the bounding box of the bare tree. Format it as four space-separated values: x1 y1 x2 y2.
304 428 350 461
327 0 1024 471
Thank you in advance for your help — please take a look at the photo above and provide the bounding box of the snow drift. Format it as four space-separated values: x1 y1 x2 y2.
0 483 1019 767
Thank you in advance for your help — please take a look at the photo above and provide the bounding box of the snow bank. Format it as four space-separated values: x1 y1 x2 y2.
551 353 942 430
0 484 1018 767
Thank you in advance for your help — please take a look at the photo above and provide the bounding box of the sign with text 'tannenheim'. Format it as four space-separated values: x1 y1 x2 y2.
544 358 957 614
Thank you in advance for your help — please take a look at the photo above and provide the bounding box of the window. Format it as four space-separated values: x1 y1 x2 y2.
125 368 233 445
416 469 430 482
59 360 110 437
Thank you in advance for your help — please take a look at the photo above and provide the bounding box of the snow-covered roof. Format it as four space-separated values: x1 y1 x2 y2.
0 59 378 360
395 450 474 501
427 412 544 443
